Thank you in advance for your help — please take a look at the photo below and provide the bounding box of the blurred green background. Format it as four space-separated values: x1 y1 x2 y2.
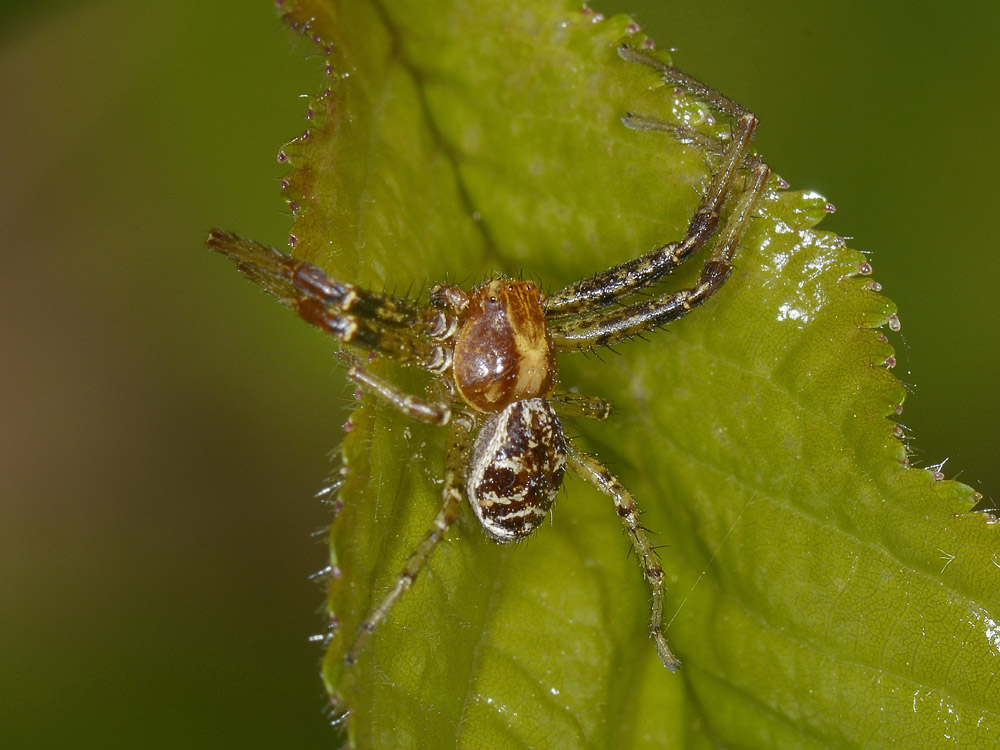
1 1 996 747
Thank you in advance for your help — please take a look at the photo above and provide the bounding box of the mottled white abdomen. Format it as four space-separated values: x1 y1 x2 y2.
466 399 567 543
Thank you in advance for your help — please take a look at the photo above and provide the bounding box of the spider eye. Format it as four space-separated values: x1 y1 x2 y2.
507 284 515 291
489 296 497 303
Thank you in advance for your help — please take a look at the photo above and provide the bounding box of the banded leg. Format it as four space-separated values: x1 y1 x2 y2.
544 44 760 318
343 357 452 426
545 112 756 318
567 447 679 671
550 160 770 350
207 230 456 370
345 412 477 665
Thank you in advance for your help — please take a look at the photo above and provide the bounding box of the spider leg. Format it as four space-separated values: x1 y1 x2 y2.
548 391 613 422
549 160 770 351
345 412 477 665
618 44 751 121
544 44 761 319
207 230 457 371
342 356 452 426
566 446 679 671
545 113 755 319
623 114 765 173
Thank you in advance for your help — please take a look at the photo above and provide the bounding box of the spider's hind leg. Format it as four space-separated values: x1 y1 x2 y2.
345 411 477 665
566 446 679 671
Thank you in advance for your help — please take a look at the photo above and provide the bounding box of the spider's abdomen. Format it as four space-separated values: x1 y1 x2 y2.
453 279 557 413
466 398 567 543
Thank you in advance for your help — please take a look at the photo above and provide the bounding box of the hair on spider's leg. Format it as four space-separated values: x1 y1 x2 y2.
345 412 477 666
566 446 679 671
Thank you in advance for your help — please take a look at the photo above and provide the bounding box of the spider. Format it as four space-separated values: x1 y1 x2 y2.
208 45 770 672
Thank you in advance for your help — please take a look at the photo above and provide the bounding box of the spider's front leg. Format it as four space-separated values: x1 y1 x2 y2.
549 159 770 350
543 44 761 319
345 411 478 665
207 230 456 372
567 447 679 671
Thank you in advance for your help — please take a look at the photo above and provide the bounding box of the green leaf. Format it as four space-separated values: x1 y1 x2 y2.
273 1 999 746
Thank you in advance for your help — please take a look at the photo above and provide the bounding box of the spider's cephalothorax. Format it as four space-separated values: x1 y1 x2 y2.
207 45 771 673
452 279 557 412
